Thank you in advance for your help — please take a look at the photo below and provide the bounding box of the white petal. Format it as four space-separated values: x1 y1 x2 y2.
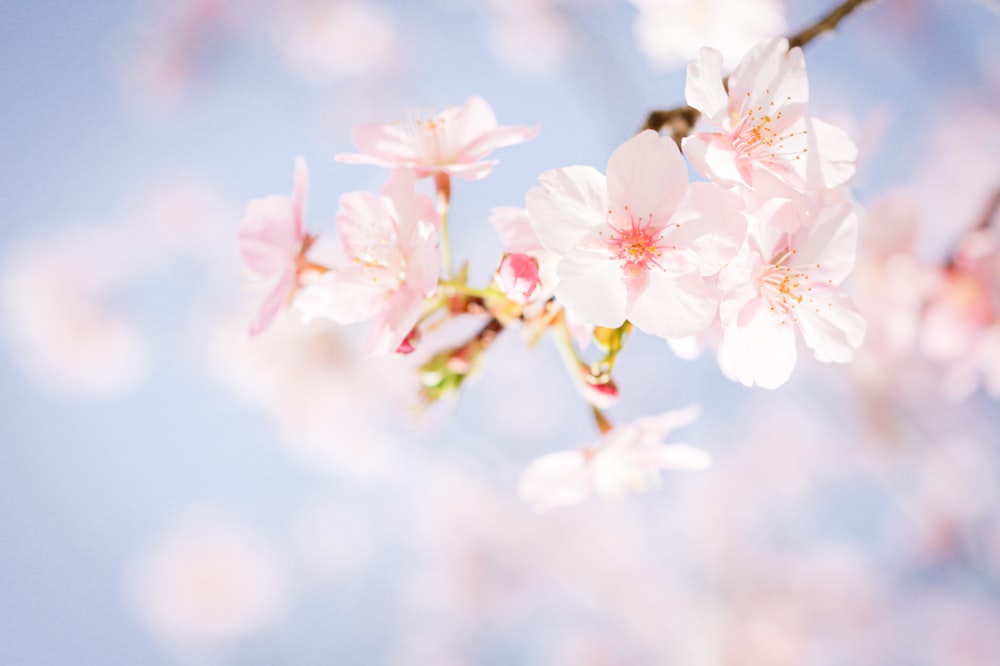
801 116 858 188
526 166 609 257
791 202 859 284
796 287 866 363
627 270 718 339
518 450 594 512
728 38 808 128
663 182 746 276
717 307 798 389
682 132 747 186
606 130 687 221
554 249 628 328
685 47 729 123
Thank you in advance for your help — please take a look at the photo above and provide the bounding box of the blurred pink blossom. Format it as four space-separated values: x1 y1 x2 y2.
124 513 288 647
238 157 314 337
336 96 539 180
630 0 786 70
518 405 710 511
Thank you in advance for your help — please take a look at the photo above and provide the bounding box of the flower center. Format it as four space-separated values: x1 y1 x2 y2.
602 210 671 277
760 251 814 325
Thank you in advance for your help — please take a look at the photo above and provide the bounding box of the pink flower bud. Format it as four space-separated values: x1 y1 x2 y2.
496 253 539 304
395 328 421 355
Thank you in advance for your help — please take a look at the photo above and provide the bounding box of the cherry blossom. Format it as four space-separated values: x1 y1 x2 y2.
295 170 440 355
518 405 711 511
526 129 745 339
716 201 866 388
336 96 539 180
683 38 857 190
238 157 315 337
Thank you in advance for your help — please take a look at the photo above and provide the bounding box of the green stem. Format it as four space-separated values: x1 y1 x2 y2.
435 172 453 280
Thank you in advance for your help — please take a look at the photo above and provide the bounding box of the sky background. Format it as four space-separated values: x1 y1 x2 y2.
2 0 1000 664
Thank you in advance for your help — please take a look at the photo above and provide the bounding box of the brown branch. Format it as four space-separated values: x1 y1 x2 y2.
787 0 875 50
642 0 876 142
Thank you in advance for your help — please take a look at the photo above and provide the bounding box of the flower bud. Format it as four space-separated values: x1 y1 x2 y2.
495 253 539 305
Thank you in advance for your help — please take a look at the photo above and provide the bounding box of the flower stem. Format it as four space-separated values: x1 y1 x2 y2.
591 406 614 435
435 172 453 280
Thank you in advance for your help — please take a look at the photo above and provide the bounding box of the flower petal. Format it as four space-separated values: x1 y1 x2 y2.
717 306 798 389
627 270 718 339
606 130 687 222
796 287 866 363
555 248 628 328
526 166 609 256
685 47 729 123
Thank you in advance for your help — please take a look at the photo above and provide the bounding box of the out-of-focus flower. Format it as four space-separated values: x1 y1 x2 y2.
270 0 396 85
630 0 786 70
922 221 1000 399
238 157 315 337
0 229 148 397
518 405 710 511
683 39 857 191
295 170 440 355
716 201 866 388
526 129 745 339
124 514 288 647
336 96 539 180
478 0 573 75
121 0 233 106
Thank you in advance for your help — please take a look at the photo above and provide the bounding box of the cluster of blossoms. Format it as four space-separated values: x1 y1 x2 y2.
238 39 866 510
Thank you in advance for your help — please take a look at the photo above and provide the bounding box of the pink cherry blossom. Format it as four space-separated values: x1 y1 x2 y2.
921 222 1000 399
526 129 746 340
294 170 440 355
683 38 857 190
716 201 866 388
238 157 313 337
495 253 539 305
518 405 711 511
336 96 539 180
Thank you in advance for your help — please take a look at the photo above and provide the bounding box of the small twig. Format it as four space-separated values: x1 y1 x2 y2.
787 0 875 49
642 0 876 141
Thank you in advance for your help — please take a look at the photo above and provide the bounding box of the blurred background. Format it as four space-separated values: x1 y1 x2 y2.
1 0 999 663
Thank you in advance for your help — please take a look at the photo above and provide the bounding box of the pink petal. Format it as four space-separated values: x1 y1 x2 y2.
294 270 384 325
335 191 398 260
364 287 426 356
336 122 419 168
238 196 299 278
291 156 308 236
606 130 687 222
248 270 296 337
